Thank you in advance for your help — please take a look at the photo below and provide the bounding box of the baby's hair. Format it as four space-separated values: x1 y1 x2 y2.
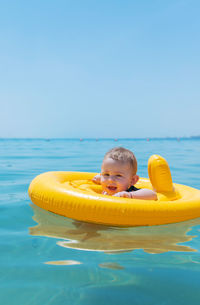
104 147 137 175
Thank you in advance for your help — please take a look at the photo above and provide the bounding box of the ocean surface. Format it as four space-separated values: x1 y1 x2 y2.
1 138 200 305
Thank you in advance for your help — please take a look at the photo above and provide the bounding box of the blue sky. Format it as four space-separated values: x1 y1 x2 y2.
0 0 199 138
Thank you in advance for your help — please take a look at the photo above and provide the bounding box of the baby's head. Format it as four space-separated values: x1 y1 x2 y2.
101 147 139 195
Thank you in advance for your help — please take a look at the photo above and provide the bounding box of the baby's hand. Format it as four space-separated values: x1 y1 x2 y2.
92 174 101 184
113 191 133 198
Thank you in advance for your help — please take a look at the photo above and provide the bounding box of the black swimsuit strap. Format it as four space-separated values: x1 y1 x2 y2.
126 185 140 192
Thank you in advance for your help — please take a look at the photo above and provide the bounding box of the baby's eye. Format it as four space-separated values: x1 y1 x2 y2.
103 173 109 177
116 174 122 177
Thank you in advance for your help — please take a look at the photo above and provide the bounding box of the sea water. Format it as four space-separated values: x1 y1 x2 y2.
1 138 200 305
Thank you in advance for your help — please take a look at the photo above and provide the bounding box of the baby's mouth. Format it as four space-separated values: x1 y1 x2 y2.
107 186 117 192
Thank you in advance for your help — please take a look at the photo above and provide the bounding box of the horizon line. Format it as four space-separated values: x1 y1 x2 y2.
0 136 199 140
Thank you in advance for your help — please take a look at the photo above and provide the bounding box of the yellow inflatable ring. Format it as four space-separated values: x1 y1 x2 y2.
28 155 200 226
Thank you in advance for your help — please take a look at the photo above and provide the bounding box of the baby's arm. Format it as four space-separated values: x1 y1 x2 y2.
92 174 101 184
114 189 157 200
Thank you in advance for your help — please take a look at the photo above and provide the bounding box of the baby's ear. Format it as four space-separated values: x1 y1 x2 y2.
132 175 139 185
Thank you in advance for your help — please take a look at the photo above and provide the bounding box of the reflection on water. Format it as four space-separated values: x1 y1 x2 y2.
29 204 200 255
45 260 82 265
99 262 124 270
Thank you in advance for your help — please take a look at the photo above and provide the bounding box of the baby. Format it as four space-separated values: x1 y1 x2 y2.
93 147 157 200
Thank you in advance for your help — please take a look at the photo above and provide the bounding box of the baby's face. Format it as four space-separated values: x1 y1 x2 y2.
101 157 135 195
